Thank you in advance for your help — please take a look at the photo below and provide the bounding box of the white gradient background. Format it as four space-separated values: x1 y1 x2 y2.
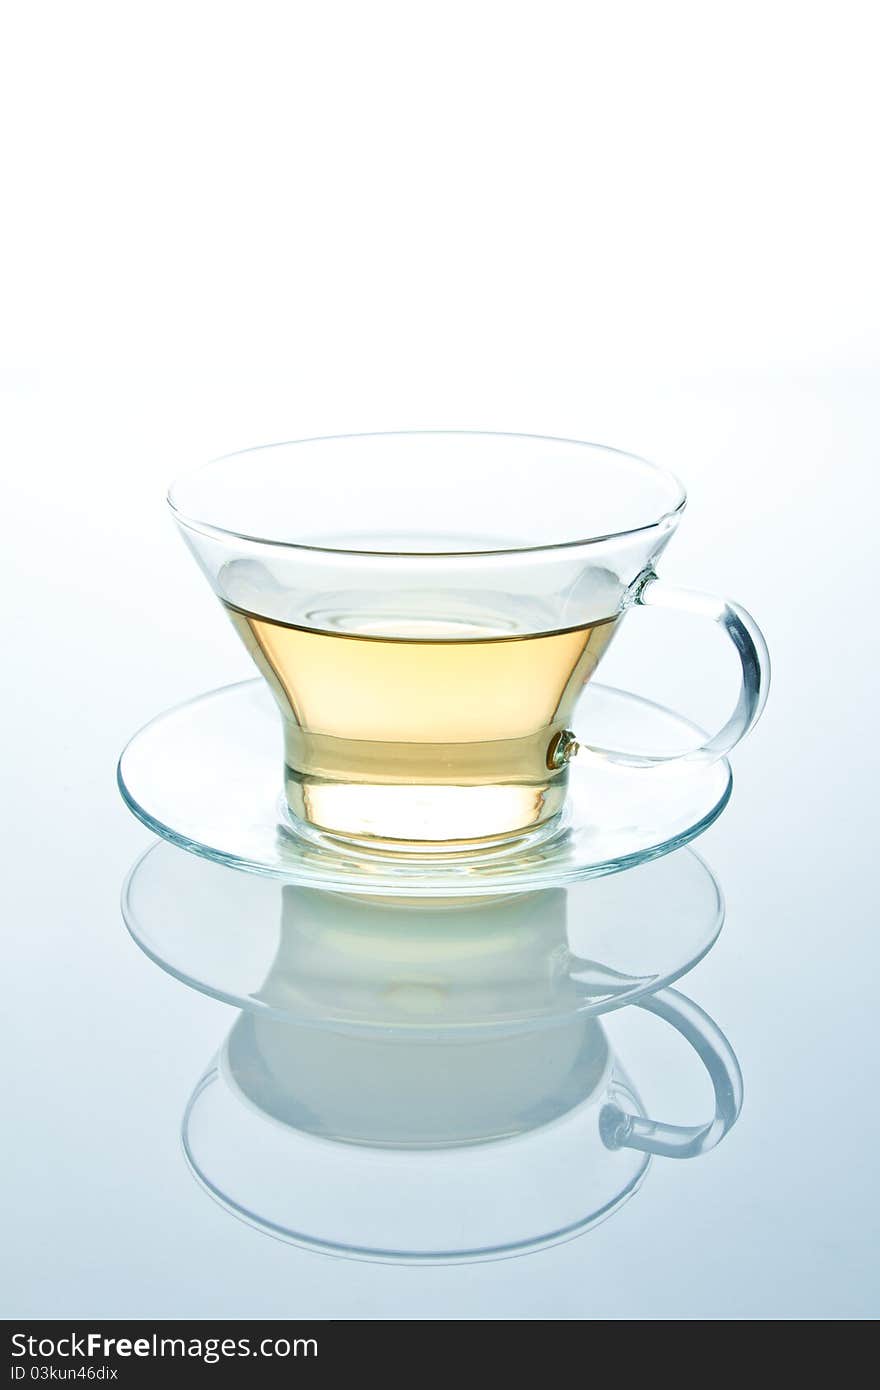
2 1 878 1320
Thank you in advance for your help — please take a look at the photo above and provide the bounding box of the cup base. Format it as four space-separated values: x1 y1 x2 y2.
282 741 571 850
278 799 568 861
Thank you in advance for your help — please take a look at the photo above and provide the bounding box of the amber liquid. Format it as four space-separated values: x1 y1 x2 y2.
225 603 618 847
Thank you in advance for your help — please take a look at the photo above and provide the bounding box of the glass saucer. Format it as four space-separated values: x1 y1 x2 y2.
117 679 732 897
121 841 724 1032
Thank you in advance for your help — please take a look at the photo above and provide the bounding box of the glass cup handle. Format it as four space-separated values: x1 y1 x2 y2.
600 987 744 1159
582 571 770 767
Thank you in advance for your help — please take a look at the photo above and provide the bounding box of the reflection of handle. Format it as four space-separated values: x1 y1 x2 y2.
584 572 770 767
600 987 743 1159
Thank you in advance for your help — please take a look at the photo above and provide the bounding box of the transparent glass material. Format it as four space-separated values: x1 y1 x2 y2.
182 986 741 1263
121 840 725 1028
121 839 738 1263
117 679 732 895
169 432 769 852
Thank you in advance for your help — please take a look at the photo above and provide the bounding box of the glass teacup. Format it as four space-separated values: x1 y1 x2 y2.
170 431 768 851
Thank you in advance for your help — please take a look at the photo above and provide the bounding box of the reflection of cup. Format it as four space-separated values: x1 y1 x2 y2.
244 885 601 1146
179 883 741 1260
225 1005 613 1148
185 982 741 1262
170 432 769 851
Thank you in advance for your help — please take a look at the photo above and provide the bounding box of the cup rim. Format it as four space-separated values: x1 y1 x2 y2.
168 429 687 559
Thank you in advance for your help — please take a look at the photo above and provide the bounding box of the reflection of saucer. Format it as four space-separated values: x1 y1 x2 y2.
118 679 732 895
122 841 724 1030
181 984 741 1263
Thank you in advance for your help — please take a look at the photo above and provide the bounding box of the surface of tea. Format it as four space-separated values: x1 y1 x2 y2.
225 603 618 846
